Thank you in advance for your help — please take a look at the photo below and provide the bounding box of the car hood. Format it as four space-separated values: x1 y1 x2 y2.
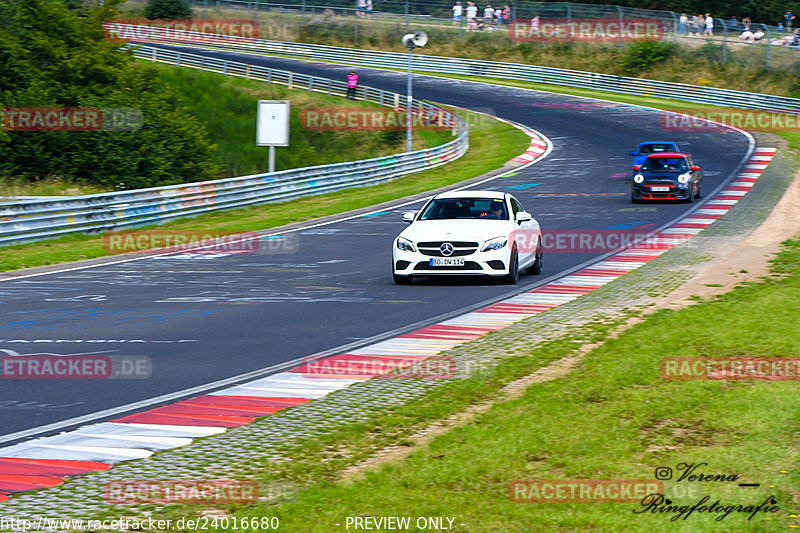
399 219 513 243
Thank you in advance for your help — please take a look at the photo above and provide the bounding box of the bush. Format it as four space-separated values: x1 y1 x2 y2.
144 0 191 20
620 41 676 74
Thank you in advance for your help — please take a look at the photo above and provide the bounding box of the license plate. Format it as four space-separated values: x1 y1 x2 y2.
430 258 465 266
650 186 670 192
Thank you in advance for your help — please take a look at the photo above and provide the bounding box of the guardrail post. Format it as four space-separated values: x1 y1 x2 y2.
394 93 400 110
267 69 272 84
176 51 181 65
309 77 313 90
223 61 228 75
379 90 384 106
288 72 293 88
328 79 332 95
246 64 251 79
152 47 157 61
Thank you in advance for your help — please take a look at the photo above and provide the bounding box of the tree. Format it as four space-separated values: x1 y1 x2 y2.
144 0 192 20
0 0 220 187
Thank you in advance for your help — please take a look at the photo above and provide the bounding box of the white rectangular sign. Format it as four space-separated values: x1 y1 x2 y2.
256 100 290 146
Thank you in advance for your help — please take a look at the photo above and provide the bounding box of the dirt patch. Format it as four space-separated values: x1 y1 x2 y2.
339 171 800 483
656 170 800 310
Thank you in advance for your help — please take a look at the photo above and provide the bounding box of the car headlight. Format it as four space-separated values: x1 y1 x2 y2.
396 237 415 252
677 173 690 184
481 236 507 252
633 174 645 183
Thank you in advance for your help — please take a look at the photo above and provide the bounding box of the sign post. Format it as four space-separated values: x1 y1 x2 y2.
256 100 290 173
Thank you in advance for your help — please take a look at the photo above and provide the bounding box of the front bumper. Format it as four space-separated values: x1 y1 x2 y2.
632 182 691 201
393 248 511 277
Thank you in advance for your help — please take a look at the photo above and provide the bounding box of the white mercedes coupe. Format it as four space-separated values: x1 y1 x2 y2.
392 190 543 285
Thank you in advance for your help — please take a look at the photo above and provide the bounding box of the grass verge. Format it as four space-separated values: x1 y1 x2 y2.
0 105 527 272
175 235 800 533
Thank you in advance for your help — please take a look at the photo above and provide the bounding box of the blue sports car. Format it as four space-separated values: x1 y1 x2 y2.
630 141 681 166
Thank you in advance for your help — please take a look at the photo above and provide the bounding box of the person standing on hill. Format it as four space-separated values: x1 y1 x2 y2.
786 10 795 30
346 71 358 100
704 13 714 36
452 1 463 26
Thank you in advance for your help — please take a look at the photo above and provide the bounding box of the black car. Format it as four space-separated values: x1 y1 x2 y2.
631 152 702 203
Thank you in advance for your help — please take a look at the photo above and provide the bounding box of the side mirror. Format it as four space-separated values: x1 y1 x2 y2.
402 211 416 223
632 165 641 171
691 165 699 171
515 212 532 223
629 151 637 156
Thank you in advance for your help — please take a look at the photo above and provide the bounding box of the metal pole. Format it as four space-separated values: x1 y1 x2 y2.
354 1 359 42
764 24 771 69
405 0 409 33
670 12 677 44
269 145 275 173
202 0 207 20
721 20 727 63
617 6 623 49
301 0 305 27
407 45 413 153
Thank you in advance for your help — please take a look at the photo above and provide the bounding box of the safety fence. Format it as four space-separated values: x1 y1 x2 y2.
186 0 798 69
0 45 468 247
112 24 800 113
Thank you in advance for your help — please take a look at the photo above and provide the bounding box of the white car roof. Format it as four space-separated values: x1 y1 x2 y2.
434 190 507 200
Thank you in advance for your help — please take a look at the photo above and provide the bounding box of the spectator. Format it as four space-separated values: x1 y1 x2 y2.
786 10 795 30
531 14 540 33
753 28 765 40
365 0 372 19
679 13 688 34
357 0 366 18
452 1 462 26
483 4 495 31
346 71 358 100
742 16 751 30
704 13 713 37
495 7 502 26
692 14 704 37
729 15 738 29
792 29 800 46
502 5 510 24
466 1 478 31
739 28 755 42
779 22 785 33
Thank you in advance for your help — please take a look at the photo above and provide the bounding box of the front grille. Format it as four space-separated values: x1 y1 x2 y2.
417 241 478 247
416 241 479 258
414 261 482 271
644 181 677 188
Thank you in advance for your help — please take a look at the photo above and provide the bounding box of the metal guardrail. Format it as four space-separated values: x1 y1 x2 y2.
112 24 800 113
0 44 468 246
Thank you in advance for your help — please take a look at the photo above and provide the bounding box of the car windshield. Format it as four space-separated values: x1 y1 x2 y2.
641 157 688 172
419 198 509 220
638 143 676 154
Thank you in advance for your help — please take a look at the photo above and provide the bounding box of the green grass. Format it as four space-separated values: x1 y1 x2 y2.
155 64 451 177
0 105 527 271
175 240 800 533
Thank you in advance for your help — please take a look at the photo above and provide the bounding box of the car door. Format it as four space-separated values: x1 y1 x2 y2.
510 196 537 267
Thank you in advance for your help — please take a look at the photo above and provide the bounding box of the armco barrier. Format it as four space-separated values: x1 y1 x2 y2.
0 44 467 246
108 23 800 113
